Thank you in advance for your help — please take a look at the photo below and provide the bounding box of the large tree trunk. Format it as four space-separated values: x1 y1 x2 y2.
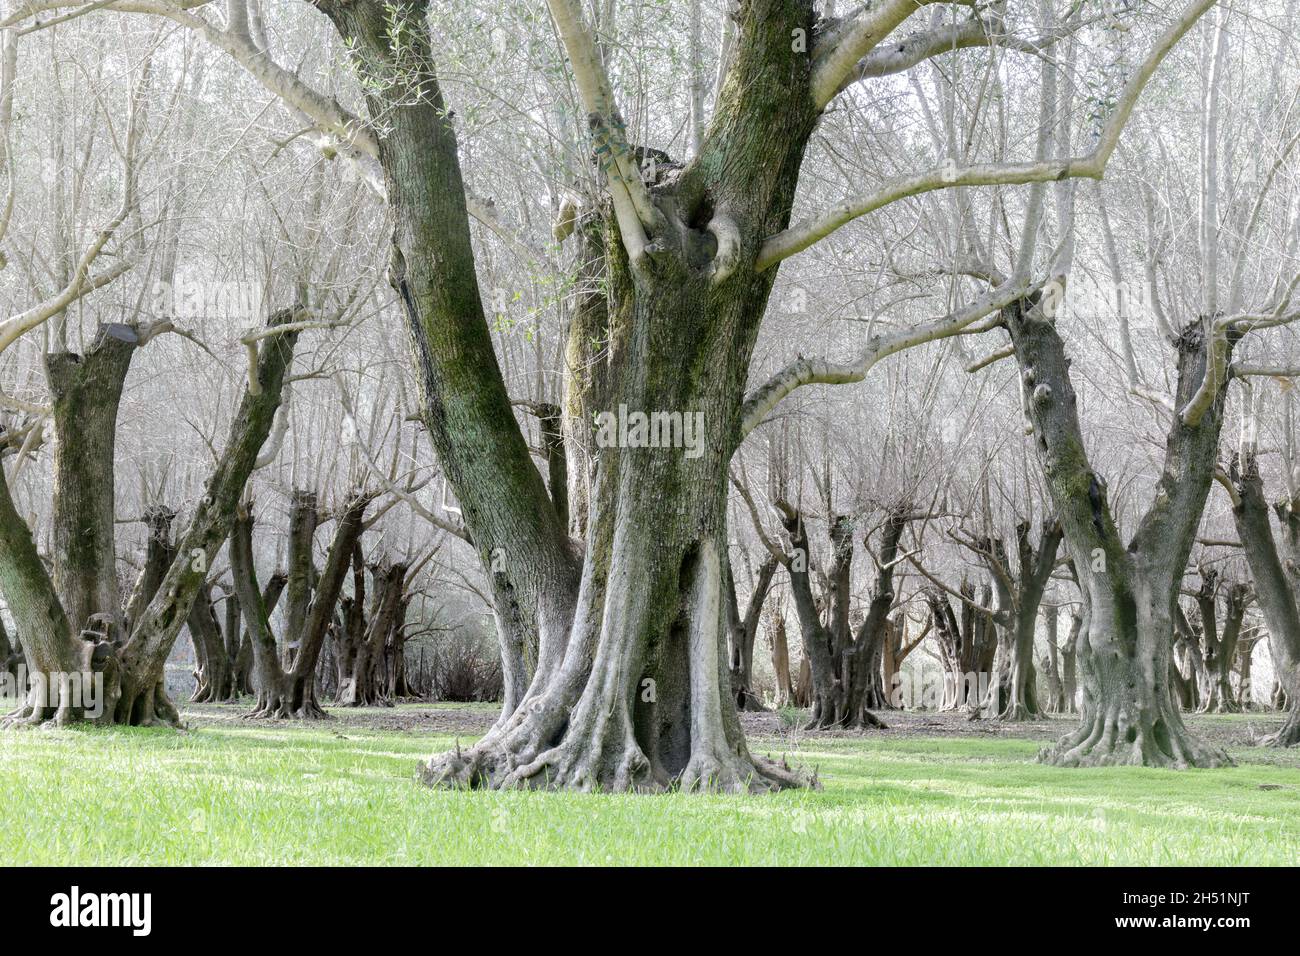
316 0 821 791
46 324 137 644
1228 452 1300 746
1005 296 1231 767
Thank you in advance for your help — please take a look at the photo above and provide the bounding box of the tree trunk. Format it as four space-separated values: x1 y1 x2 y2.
973 519 1060 720
1228 451 1300 746
188 581 232 702
1 312 297 726
46 324 137 644
779 505 890 730
1041 605 1064 713
767 598 793 708
339 561 405 707
1005 296 1231 767
317 0 821 790
1061 608 1079 714
727 554 777 711
233 492 370 719
927 582 996 711
385 596 413 698
282 489 318 670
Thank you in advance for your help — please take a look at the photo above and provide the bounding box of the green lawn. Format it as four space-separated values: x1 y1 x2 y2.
2 707 1297 865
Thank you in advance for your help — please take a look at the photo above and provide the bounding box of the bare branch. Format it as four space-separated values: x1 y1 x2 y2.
740 279 1029 435
761 0 1218 270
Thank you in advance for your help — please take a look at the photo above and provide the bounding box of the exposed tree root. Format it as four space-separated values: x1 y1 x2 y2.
997 701 1039 722
242 692 331 720
1038 705 1231 768
422 688 811 793
1260 705 1300 748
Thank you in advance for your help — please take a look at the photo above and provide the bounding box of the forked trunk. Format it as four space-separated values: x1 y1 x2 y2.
316 0 821 790
3 315 297 727
1005 296 1231 767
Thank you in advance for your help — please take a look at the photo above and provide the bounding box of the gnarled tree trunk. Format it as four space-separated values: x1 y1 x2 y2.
310 0 823 791
1005 295 1231 767
1228 452 1300 746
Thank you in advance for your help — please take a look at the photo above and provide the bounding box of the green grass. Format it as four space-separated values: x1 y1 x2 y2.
1 708 1298 865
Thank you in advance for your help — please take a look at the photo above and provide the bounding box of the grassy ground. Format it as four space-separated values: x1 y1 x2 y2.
1 704 1297 865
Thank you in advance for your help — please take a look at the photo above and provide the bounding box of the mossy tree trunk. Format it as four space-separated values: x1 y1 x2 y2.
46 325 137 646
315 0 823 790
1004 295 1232 767
1228 452 1300 746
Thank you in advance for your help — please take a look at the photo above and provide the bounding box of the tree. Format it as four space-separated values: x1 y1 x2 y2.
1228 452 1300 745
1 312 300 726
230 489 371 718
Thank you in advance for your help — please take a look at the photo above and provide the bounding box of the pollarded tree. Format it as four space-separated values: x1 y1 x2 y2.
923 581 997 711
230 489 372 718
60 0 1215 787
953 517 1062 720
985 3 1300 766
1 311 301 725
1184 568 1251 713
773 499 917 730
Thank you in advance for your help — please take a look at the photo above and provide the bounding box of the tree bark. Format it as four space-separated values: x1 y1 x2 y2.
316 0 821 791
282 489 318 670
339 561 406 707
971 519 1061 720
927 581 996 711
46 324 137 644
187 581 232 702
233 492 370 719
1228 451 1300 746
1 311 297 726
1005 296 1232 767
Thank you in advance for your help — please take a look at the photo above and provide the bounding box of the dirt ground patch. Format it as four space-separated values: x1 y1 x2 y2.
181 701 1294 753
